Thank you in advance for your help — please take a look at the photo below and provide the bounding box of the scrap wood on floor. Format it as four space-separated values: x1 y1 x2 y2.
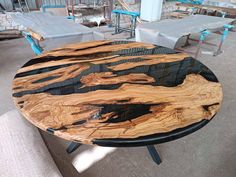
0 29 21 40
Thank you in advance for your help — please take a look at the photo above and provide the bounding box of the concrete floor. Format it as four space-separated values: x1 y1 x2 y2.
1 30 236 177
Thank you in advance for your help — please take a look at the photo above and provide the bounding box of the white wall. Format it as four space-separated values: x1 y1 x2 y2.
140 0 163 21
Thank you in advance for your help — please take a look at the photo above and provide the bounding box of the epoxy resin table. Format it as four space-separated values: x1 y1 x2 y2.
12 41 223 164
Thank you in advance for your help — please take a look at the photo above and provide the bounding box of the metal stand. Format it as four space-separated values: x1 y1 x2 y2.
130 16 137 39
17 0 30 12
176 30 212 58
146 145 162 165
114 13 121 34
214 24 234 56
66 142 81 154
112 10 140 39
0 3 5 12
66 143 162 165
195 30 210 59
182 34 191 47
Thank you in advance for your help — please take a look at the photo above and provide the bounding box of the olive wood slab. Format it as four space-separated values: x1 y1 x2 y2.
12 40 223 146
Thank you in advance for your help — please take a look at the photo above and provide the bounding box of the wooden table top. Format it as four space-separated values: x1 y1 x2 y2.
12 40 223 147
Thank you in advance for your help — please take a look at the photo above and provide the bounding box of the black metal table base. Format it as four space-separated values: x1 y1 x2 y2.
66 143 162 165
113 13 137 39
66 142 81 154
147 145 162 165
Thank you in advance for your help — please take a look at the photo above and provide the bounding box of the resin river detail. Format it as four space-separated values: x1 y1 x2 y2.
12 40 223 146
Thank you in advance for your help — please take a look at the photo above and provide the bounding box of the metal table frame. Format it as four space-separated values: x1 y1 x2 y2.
66 119 210 165
112 9 140 39
67 142 162 165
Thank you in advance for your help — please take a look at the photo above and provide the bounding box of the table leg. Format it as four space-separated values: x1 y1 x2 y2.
66 142 81 154
195 39 203 59
117 14 120 33
66 143 162 165
130 16 134 38
132 16 137 38
182 34 191 47
112 14 121 35
195 30 210 59
214 24 234 56
146 145 162 165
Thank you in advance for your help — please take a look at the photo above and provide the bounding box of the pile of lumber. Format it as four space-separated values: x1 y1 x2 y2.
0 29 21 40
176 3 236 16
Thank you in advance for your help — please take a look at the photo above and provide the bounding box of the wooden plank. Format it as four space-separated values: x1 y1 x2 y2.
28 29 44 41
170 12 189 19
0 29 21 35
176 3 236 16
0 34 21 39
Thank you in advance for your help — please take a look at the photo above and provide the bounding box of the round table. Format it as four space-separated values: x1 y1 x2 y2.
12 40 223 164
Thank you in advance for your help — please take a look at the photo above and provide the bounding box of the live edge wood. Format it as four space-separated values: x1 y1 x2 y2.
12 40 223 146
28 29 44 41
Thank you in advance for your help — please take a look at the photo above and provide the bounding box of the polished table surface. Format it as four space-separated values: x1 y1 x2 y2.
12 40 223 147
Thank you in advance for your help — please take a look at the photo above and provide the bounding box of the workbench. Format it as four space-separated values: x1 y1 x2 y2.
10 12 104 53
136 14 235 57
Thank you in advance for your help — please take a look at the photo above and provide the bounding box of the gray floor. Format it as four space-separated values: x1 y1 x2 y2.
0 31 236 177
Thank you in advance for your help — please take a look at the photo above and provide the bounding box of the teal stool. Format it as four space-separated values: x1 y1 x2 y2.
112 9 140 38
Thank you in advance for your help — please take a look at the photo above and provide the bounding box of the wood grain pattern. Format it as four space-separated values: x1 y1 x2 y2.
12 40 223 146
28 29 44 41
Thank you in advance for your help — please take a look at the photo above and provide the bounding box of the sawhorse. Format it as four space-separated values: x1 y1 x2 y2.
112 9 140 39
